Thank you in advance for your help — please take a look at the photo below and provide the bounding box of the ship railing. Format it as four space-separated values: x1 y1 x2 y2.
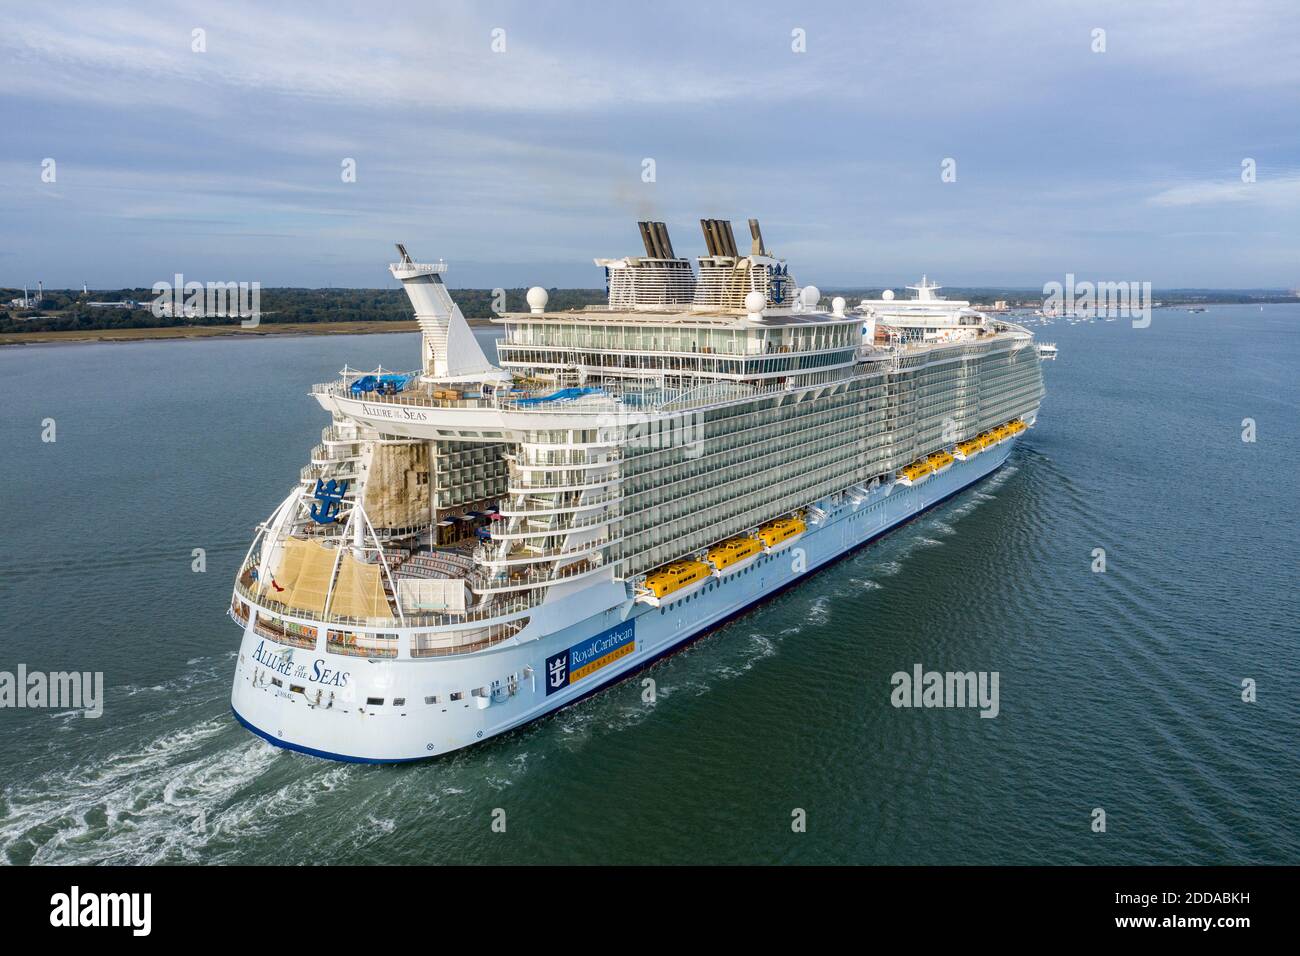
314 374 851 417
506 472 621 492
475 535 612 565
300 463 358 482
496 489 622 516
234 571 540 629
410 618 529 658
321 424 362 443
488 508 617 537
310 442 358 463
513 449 623 467
499 335 849 358
468 554 604 593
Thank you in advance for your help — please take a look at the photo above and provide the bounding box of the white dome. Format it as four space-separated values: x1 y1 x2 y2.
881 289 895 301
832 296 846 316
526 286 549 313
801 285 821 308
744 290 766 314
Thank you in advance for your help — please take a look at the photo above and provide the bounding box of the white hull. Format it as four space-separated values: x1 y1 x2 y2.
710 551 761 577
230 437 1015 762
633 575 710 607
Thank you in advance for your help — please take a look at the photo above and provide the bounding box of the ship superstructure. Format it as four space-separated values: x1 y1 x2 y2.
229 219 1047 761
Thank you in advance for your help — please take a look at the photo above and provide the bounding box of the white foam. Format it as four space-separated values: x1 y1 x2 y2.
0 717 286 865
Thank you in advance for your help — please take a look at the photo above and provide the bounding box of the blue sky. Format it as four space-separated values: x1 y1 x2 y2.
2 0 1298 289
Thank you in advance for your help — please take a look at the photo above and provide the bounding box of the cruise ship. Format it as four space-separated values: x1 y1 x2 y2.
229 219 1048 762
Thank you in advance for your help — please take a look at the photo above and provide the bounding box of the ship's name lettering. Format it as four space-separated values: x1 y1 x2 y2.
251 641 350 687
357 402 430 422
310 659 351 687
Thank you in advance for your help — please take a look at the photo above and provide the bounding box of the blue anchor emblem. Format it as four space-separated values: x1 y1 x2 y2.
310 479 349 524
770 265 787 302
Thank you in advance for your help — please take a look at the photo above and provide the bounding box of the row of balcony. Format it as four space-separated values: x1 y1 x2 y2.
495 488 622 518
506 473 622 495
486 507 619 540
468 554 605 595
474 534 612 567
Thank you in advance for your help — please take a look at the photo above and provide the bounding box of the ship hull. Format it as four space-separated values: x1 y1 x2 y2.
230 437 1016 762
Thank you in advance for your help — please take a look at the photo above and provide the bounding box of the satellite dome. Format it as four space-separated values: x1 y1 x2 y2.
881 289 895 301
801 285 821 308
526 286 549 313
744 290 766 315
832 296 846 316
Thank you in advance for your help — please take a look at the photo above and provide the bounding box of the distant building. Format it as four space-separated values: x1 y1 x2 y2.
8 282 44 309
87 300 145 310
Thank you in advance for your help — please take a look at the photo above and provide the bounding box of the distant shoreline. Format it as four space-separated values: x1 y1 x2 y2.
0 319 500 348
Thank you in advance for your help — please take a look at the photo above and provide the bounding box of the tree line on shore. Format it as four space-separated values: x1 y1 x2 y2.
0 287 607 333
3 285 1295 334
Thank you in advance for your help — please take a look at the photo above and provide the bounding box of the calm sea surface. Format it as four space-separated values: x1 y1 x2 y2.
1 309 1296 865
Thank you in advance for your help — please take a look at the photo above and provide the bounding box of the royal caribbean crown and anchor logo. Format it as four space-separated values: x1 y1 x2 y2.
545 621 636 696
310 479 349 524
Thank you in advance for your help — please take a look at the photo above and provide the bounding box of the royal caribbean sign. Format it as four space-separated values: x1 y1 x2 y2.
545 621 635 696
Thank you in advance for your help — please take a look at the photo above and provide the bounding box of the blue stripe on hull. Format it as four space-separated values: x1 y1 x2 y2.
231 706 428 764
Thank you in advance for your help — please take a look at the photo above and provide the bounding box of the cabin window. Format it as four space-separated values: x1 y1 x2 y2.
450 691 464 701
425 695 440 705
271 677 283 688
366 697 384 706
393 698 406 706
290 684 305 694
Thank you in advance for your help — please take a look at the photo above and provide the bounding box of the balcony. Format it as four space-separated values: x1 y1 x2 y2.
234 564 540 632
468 555 605 594
507 472 621 495
495 489 621 517
486 508 619 539
475 536 612 567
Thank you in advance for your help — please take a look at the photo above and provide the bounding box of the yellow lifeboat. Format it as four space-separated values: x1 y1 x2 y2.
757 516 806 553
706 536 763 576
639 559 712 606
896 458 933 486
926 450 954 474
954 437 983 460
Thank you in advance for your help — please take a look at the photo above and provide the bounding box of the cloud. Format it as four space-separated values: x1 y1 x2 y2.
1148 174 1300 208
0 1 832 115
2 0 1299 287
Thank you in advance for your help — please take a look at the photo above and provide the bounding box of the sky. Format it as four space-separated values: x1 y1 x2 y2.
1 0 1298 290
